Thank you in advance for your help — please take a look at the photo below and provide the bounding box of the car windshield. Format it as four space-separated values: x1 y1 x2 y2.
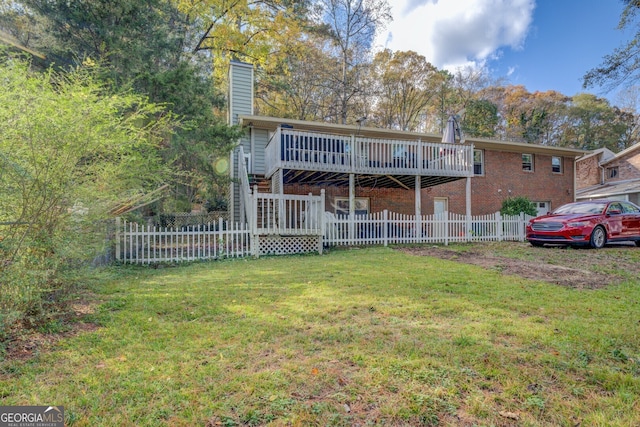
552 202 607 215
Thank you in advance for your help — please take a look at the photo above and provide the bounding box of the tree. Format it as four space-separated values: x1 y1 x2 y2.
313 0 391 124
492 85 570 144
583 0 640 91
254 34 338 121
0 54 174 327
369 49 444 131
183 0 312 82
460 99 498 138
9 0 243 211
560 93 631 151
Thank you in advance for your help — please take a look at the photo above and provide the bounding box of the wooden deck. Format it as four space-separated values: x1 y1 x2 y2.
265 128 474 188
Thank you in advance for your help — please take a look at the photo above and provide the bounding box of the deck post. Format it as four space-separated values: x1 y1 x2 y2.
466 176 472 241
349 173 355 244
415 175 421 242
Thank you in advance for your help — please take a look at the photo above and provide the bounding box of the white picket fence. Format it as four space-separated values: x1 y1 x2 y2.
324 210 533 246
115 211 533 264
115 217 251 264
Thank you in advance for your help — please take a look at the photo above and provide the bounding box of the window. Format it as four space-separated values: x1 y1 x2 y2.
473 149 484 175
335 197 369 216
551 156 562 173
621 202 640 214
607 202 623 214
607 167 618 179
522 153 534 171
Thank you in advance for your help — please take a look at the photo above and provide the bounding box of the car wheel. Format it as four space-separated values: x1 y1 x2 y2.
529 241 544 247
635 240 640 247
589 226 606 249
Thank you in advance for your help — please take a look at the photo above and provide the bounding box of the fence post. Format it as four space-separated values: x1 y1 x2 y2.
383 209 388 247
444 211 449 246
319 189 325 254
115 217 121 261
520 212 526 241
252 189 260 258
496 211 503 241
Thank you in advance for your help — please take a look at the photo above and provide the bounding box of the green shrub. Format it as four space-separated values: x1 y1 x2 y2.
0 54 174 340
500 196 537 217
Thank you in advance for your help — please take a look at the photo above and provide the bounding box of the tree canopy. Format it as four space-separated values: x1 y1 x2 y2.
583 0 640 91
2 0 639 157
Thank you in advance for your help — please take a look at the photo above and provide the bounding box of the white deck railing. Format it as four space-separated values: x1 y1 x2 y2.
252 189 325 236
115 210 533 263
265 128 473 178
237 146 253 225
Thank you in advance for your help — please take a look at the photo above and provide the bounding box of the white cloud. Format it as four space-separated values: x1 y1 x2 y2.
375 0 535 71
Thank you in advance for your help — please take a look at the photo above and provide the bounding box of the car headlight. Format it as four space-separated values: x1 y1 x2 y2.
567 221 589 228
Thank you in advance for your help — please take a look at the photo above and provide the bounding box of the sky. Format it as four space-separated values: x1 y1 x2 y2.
375 0 634 102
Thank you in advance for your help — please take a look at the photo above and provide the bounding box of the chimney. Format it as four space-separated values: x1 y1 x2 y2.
228 61 254 126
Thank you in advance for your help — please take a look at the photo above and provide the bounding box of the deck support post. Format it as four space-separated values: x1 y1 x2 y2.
415 175 421 241
349 173 355 244
466 176 472 241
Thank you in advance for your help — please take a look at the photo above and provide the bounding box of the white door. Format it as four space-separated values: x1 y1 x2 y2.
535 201 550 217
434 198 448 238
434 198 448 216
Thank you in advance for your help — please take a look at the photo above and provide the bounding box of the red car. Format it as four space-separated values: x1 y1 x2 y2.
526 200 640 248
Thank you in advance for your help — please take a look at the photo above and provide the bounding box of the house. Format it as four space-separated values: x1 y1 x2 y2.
425 137 585 217
228 61 585 225
576 144 640 204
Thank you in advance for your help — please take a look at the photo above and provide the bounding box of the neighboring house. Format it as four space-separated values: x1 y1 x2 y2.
576 144 640 205
228 61 585 223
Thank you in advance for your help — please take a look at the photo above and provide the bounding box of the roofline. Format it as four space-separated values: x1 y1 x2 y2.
468 136 586 157
600 142 640 165
240 115 587 157
577 147 615 162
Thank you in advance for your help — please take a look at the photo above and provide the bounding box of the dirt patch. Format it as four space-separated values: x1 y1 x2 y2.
397 243 637 289
4 322 100 362
1 295 101 364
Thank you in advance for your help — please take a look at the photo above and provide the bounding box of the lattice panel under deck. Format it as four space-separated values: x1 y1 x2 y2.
259 235 321 256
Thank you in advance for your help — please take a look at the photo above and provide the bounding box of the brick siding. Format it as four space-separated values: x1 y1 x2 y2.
285 150 575 215
576 155 602 189
602 150 640 183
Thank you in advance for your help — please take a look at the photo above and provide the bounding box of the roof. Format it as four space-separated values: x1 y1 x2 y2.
576 179 640 200
577 147 616 163
239 115 587 158
600 141 640 166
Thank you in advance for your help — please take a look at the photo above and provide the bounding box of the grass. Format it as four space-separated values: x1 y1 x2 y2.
1 246 639 426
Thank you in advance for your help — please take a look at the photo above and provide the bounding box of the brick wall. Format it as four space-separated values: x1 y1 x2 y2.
284 151 576 216
603 149 640 183
576 155 602 189
285 183 417 215
427 151 574 214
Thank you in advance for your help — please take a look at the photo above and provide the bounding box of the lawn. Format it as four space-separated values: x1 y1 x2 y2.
1 246 639 426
